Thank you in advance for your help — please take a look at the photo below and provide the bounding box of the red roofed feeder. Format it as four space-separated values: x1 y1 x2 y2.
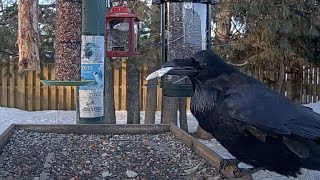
106 1 140 57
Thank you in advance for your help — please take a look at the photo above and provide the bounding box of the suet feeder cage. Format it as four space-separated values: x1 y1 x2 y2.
153 0 218 97
106 0 140 58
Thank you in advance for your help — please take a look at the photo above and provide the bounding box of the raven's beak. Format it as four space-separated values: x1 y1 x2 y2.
146 58 199 81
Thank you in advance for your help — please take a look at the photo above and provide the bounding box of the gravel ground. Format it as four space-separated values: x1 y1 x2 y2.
0 130 219 180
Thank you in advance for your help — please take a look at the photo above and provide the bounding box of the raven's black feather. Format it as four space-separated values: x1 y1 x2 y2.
166 50 320 177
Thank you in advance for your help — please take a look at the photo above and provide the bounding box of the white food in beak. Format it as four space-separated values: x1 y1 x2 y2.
146 67 174 80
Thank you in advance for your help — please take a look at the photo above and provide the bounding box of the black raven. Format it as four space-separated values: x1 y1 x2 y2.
146 49 320 177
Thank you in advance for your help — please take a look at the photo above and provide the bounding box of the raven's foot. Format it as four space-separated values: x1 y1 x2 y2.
220 159 241 170
219 159 241 178
233 167 263 178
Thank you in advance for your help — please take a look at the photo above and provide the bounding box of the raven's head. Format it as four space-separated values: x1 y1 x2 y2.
146 49 230 81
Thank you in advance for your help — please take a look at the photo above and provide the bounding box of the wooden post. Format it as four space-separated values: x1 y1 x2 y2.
114 65 120 110
9 64 15 108
17 0 40 71
27 71 33 110
121 62 127 110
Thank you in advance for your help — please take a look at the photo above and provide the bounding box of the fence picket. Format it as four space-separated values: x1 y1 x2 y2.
1 68 8 107
1 62 320 111
27 71 33 111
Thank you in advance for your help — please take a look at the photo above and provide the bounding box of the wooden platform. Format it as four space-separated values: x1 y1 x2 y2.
0 124 253 179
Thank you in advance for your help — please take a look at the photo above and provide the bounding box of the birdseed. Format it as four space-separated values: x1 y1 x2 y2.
164 2 208 85
107 29 129 52
0 130 219 179
55 0 82 81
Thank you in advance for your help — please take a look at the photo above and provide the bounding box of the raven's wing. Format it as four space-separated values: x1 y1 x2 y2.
222 83 320 140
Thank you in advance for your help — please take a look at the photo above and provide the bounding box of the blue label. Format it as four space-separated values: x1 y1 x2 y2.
80 64 104 90
79 35 105 118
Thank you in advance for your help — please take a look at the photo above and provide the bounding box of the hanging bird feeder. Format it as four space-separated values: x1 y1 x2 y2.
153 0 218 97
106 0 140 58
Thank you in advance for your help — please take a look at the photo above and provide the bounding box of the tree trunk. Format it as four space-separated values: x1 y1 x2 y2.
55 0 81 81
291 63 303 104
145 66 158 124
275 62 286 94
127 58 140 124
145 5 160 124
214 0 231 46
105 57 116 124
178 98 188 132
17 0 40 71
161 97 178 124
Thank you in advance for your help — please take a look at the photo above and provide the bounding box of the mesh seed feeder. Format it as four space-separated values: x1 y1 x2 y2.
106 0 140 58
153 0 218 97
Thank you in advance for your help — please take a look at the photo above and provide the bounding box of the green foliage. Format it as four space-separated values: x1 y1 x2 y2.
0 1 56 65
128 0 161 68
0 3 18 61
219 0 320 65
38 3 56 63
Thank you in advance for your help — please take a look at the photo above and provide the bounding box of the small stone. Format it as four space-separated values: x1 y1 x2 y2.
185 162 202 175
126 169 138 178
70 176 79 180
102 171 112 177
102 153 107 157
208 175 221 180
154 170 161 176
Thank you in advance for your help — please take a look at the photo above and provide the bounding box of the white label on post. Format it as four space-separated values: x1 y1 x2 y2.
79 35 104 118
79 89 104 118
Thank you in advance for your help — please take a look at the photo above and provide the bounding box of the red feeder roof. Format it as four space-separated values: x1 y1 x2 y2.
106 6 140 20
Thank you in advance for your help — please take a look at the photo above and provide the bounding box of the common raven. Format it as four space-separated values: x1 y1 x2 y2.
146 50 320 177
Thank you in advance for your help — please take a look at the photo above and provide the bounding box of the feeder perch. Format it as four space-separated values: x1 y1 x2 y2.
40 80 96 87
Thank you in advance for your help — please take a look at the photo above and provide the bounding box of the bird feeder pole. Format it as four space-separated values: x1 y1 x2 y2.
77 0 106 124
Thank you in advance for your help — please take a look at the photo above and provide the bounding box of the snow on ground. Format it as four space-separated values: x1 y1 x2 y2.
0 108 199 135
1 103 320 179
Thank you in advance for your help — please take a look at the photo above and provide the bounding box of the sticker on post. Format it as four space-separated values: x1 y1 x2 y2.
79 89 104 118
81 36 104 64
79 35 105 118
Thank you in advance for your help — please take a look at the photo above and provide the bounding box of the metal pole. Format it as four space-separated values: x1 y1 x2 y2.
77 0 106 124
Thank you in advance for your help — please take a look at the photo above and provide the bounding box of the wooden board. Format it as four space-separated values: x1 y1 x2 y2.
14 124 170 135
121 62 127 110
42 67 49 110
27 70 34 111
35 70 41 110
17 72 26 110
0 124 253 179
1 68 8 107
0 124 15 153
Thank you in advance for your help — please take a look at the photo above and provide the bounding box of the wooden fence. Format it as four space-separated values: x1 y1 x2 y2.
0 62 320 111
0 62 171 111
242 63 320 105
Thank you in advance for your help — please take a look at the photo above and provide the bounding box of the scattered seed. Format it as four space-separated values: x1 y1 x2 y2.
0 130 218 179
